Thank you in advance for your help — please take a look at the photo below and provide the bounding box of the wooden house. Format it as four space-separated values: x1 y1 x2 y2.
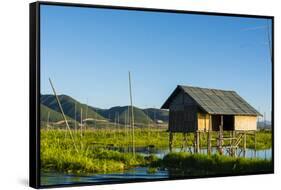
161 85 261 154
162 85 261 132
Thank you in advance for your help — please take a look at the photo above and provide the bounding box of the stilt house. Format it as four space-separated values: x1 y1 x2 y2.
161 85 261 133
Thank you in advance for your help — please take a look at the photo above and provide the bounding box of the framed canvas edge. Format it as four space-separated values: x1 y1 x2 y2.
30 1 41 189
29 1 275 189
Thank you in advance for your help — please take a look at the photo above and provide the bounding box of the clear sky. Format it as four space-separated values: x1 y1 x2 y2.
40 5 272 120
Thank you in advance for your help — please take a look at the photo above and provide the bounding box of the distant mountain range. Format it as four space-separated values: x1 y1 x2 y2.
41 94 270 130
257 120 272 129
40 94 169 127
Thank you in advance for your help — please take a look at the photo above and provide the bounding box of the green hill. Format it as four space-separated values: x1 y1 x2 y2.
94 106 154 126
143 108 169 123
41 94 168 128
41 104 67 122
41 94 106 122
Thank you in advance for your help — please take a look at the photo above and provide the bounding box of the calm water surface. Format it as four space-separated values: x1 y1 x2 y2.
41 167 168 186
41 147 272 186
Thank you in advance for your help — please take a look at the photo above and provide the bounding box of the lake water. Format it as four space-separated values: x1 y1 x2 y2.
41 167 169 186
41 147 272 186
133 146 272 160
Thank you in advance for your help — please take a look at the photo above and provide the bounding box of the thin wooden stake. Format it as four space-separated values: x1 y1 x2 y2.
49 78 79 153
254 131 257 157
243 132 247 157
128 71 135 157
74 102 77 133
85 100 88 131
47 111 50 130
207 115 212 155
80 108 83 138
94 110 97 128
232 131 236 157
183 132 187 151
169 132 173 152
196 131 200 153
218 115 224 155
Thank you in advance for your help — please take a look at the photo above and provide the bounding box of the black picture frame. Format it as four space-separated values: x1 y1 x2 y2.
29 1 274 189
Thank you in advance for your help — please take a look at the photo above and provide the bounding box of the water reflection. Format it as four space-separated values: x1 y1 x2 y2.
41 167 169 186
41 147 272 186
111 146 272 160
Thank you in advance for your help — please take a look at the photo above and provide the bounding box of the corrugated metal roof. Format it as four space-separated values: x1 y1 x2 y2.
161 85 261 116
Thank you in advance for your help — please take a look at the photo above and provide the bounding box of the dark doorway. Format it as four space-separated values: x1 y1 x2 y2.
211 115 234 131
223 115 234 131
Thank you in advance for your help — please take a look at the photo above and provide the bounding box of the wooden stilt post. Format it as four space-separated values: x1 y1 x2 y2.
207 115 212 155
243 132 247 157
183 132 187 151
254 131 257 157
194 132 197 153
169 131 173 152
229 131 232 156
197 131 200 153
194 131 200 153
218 115 224 155
230 131 236 157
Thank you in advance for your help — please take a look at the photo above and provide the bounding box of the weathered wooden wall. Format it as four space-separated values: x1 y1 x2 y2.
234 115 257 131
169 91 198 132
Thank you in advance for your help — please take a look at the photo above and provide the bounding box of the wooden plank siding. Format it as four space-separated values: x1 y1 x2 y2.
197 113 210 131
234 115 257 131
168 91 198 132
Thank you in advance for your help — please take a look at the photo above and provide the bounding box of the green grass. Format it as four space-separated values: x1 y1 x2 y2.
42 128 272 149
153 152 272 177
41 130 151 174
40 128 272 174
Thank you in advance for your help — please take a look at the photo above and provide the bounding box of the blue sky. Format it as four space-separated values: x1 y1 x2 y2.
40 5 272 120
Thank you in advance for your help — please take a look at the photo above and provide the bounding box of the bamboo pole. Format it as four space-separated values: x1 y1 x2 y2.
254 131 257 157
144 108 150 137
169 132 173 152
183 132 187 151
243 132 247 157
218 115 224 155
196 131 200 153
80 108 83 137
124 109 127 152
231 131 236 157
49 78 79 153
47 111 50 130
128 71 135 157
194 132 196 153
127 107 130 152
74 102 77 133
117 112 120 138
94 109 97 128
207 115 212 155
85 100 88 131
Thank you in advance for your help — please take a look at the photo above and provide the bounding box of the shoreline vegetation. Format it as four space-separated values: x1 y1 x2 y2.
152 152 272 176
41 128 272 175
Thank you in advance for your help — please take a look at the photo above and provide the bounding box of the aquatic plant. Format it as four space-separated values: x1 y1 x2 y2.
159 152 272 176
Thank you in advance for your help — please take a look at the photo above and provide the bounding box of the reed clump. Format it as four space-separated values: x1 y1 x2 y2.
155 152 272 176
